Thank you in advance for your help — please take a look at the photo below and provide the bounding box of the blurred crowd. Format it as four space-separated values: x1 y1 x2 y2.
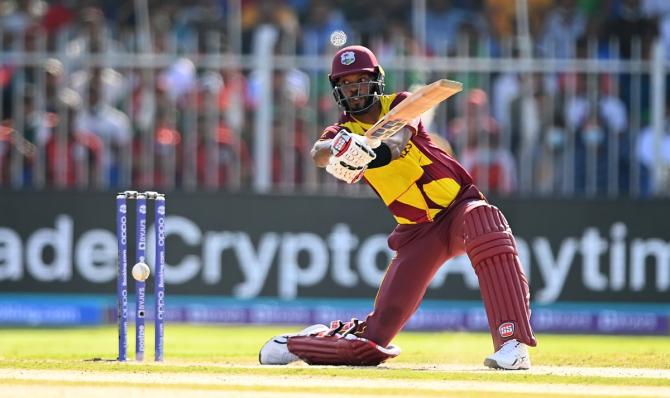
1 0 670 196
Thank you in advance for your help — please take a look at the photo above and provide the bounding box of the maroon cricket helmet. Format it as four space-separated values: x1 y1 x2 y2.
329 45 385 114
329 45 382 82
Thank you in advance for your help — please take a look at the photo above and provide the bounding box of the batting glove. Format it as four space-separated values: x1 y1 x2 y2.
330 129 376 168
326 156 367 184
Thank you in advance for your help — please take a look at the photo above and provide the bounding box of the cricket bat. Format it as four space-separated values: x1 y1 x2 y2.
364 79 463 142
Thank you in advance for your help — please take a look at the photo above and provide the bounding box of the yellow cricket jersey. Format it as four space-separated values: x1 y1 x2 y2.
321 92 478 224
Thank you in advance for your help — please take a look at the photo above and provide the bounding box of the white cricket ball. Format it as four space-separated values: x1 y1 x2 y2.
330 30 347 47
132 262 151 282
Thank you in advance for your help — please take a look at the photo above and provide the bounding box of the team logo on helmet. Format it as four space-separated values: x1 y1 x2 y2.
340 51 355 65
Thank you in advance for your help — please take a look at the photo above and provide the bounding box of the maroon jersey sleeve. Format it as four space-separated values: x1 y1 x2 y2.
320 119 352 141
319 126 338 140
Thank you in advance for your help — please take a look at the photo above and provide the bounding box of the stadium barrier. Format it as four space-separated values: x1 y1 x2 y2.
0 190 668 334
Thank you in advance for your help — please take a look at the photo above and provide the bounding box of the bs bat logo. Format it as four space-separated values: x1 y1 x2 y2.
498 322 515 338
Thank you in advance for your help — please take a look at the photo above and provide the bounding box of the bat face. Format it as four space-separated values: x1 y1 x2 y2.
367 120 407 141
365 79 463 142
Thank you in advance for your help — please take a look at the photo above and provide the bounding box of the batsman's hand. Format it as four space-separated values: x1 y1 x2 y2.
330 129 376 168
326 156 367 184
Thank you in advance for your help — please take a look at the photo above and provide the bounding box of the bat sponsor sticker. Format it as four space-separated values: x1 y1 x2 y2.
498 322 515 338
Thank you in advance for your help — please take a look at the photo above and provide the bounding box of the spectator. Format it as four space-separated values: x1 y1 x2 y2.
38 89 103 188
538 0 587 58
0 1 37 36
600 0 658 59
0 121 37 187
563 74 627 136
197 116 251 188
562 73 628 195
533 114 570 194
636 104 670 196
133 105 182 190
449 89 517 195
173 0 226 33
242 0 300 54
70 66 129 108
248 67 310 186
0 83 44 187
40 0 76 41
341 0 407 44
485 0 553 43
192 67 253 189
598 0 656 128
44 59 66 112
218 69 250 134
300 0 350 54
0 0 663 196
500 70 571 194
65 7 124 70
423 0 488 56
491 45 526 137
158 57 197 104
75 68 132 187
641 0 670 62
1 26 47 129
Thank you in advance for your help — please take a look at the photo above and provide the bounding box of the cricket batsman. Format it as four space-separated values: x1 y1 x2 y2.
259 45 537 370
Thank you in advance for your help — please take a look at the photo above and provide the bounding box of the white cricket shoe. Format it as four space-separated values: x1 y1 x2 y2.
258 324 329 365
484 339 531 370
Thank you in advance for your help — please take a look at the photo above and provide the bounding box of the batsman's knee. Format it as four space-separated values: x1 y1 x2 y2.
285 318 401 366
287 334 400 366
463 204 518 265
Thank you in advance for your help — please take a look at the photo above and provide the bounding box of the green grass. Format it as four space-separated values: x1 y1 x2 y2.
395 331 670 369
0 325 669 397
2 325 668 369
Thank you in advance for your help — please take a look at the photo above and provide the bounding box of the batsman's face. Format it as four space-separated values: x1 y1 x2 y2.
337 72 375 111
